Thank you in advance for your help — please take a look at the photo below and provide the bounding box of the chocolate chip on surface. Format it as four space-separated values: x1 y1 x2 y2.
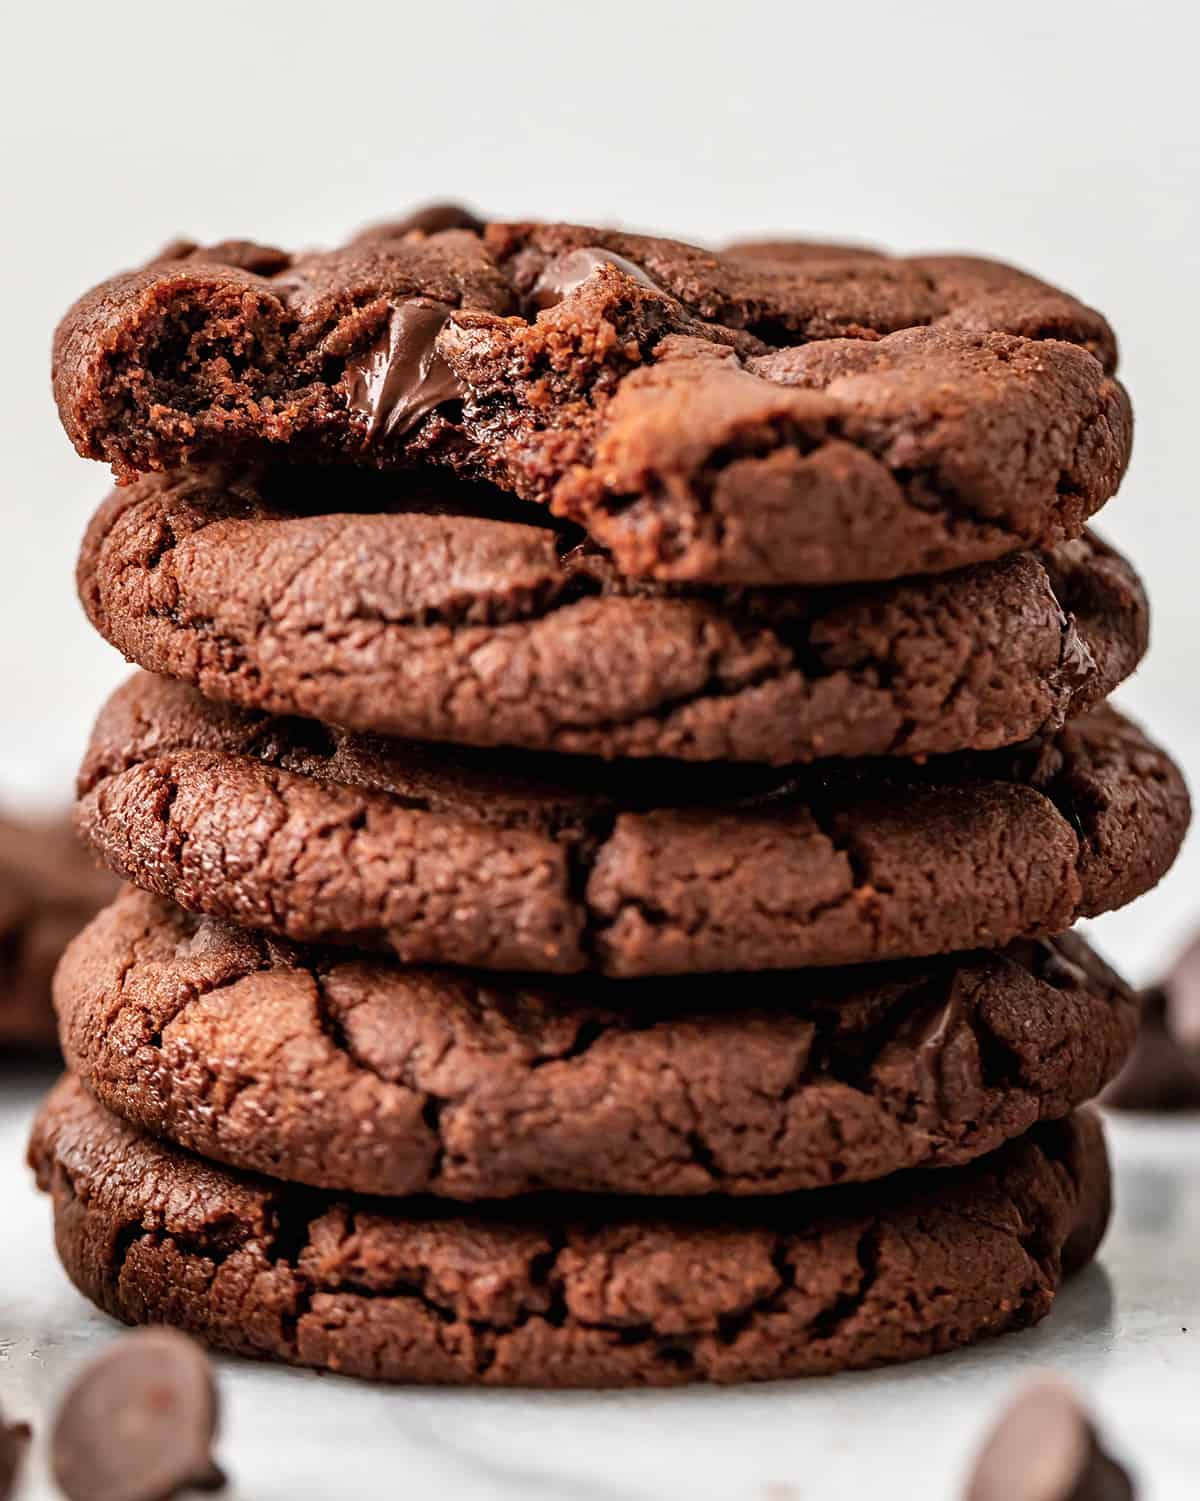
966 1377 1135 1501
51 1329 224 1501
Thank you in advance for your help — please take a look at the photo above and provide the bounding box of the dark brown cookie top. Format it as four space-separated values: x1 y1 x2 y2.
57 887 1135 1199
724 242 1119 362
53 222 1130 586
77 462 1147 764
0 815 118 1048
75 674 1188 977
30 1075 1109 1387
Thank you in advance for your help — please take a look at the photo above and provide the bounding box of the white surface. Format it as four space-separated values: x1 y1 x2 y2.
0 1066 1195 1500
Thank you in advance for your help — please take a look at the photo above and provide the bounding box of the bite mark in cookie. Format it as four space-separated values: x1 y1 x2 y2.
53 223 1130 585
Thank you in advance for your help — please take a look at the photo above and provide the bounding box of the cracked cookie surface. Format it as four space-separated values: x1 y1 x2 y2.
0 816 117 1048
30 1076 1110 1386
53 221 1131 585
57 887 1136 1197
75 674 1189 977
77 463 1147 764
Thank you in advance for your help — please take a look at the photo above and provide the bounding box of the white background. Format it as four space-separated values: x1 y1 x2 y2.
3 0 1197 983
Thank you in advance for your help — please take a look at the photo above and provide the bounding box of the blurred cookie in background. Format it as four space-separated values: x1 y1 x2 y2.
0 814 118 1050
1104 933 1200 1111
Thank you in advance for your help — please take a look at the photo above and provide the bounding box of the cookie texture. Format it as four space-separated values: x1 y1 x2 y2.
77 463 1147 764
0 816 117 1047
30 1076 1110 1387
57 887 1135 1198
75 675 1189 977
53 223 1131 585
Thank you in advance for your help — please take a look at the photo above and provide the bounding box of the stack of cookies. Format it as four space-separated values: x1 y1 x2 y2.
30 210 1189 1386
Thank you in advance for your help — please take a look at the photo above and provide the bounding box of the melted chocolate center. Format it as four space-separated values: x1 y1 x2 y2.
1057 612 1098 696
346 299 464 442
910 977 968 1101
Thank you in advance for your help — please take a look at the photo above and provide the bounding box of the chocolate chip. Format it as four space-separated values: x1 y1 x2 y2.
0 1416 30 1501
966 1378 1135 1500
51 1329 224 1501
345 298 464 441
530 246 664 310
1056 613 1099 696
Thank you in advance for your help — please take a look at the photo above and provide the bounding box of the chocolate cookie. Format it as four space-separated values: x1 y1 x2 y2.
77 463 1147 764
53 222 1131 586
57 887 1135 1198
1104 931 1200 1110
75 675 1188 977
0 815 117 1047
30 1076 1110 1387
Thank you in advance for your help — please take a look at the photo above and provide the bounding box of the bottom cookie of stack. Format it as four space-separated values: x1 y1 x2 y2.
30 1076 1108 1386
